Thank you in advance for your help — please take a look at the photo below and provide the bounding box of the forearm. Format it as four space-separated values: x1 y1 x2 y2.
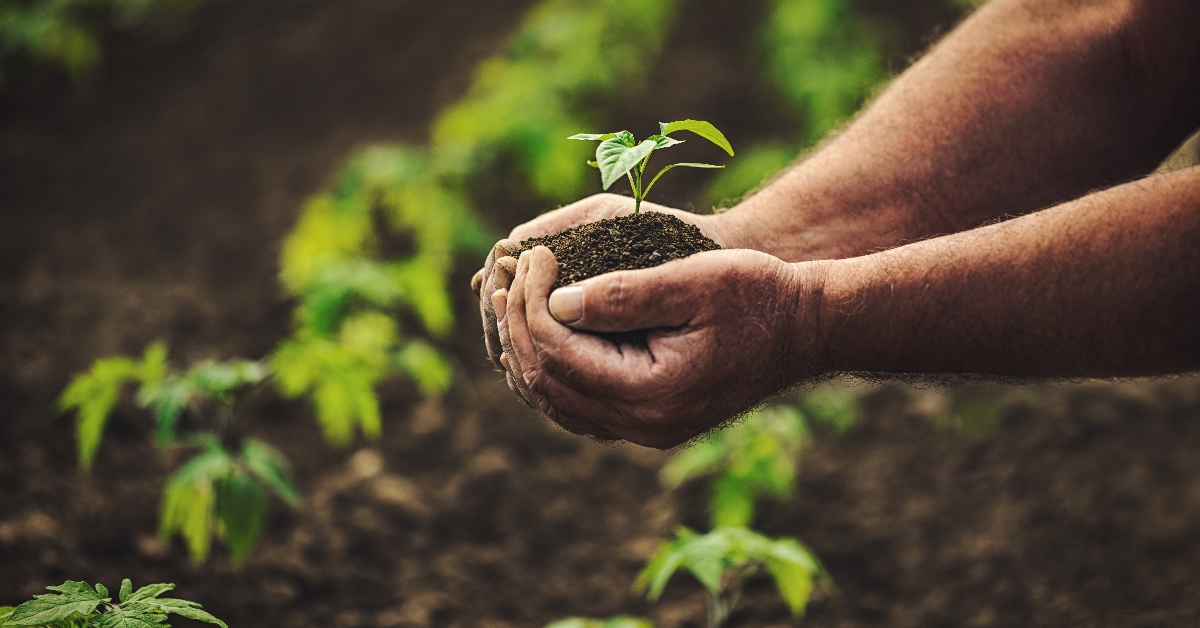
813 167 1200 378
720 0 1200 262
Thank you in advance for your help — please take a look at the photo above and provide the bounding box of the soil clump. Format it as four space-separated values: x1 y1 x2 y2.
516 212 721 289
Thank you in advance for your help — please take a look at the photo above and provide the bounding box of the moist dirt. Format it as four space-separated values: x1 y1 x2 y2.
5 1 1200 628
515 212 721 289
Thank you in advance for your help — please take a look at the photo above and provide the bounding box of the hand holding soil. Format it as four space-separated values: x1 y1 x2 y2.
493 245 825 449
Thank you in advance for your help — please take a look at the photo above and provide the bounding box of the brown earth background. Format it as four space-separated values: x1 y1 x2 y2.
3 1 1200 627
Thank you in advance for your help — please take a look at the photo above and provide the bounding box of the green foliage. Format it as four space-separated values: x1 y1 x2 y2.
59 342 167 469
0 0 197 88
704 0 891 204
137 357 269 445
159 438 301 565
1 580 226 628
545 618 653 628
661 405 807 528
276 0 682 443
570 120 732 214
636 527 830 627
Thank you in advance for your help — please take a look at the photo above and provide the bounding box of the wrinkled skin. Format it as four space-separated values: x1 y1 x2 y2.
495 246 825 448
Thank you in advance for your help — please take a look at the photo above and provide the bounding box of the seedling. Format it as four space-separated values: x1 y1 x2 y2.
0 580 226 628
662 392 859 529
545 617 653 628
636 527 831 628
569 120 734 214
59 343 301 565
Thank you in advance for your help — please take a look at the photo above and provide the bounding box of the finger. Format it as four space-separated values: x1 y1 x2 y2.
547 253 722 332
492 288 508 322
523 257 664 404
504 247 558 411
494 256 517 290
471 268 485 296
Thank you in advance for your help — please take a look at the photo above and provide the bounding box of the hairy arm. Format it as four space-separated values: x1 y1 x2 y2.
814 166 1200 378
720 0 1200 261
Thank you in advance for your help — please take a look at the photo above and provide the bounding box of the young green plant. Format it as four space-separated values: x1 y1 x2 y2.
0 580 226 628
636 527 832 628
59 343 302 566
569 120 734 214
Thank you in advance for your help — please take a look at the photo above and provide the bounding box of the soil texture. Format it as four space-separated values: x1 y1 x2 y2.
515 212 721 289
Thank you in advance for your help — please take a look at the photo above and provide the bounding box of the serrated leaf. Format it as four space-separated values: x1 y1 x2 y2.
125 584 173 603
596 138 657 190
87 602 166 628
567 133 616 141
218 471 268 567
5 581 108 626
60 356 141 469
142 600 226 628
240 439 302 508
160 446 233 563
659 120 734 156
93 585 107 599
0 607 15 624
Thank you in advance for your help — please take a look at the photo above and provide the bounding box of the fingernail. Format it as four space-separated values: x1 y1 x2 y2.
500 353 510 370
491 289 508 321
548 286 583 324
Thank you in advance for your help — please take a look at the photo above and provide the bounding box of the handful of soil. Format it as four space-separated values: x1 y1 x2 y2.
514 211 721 289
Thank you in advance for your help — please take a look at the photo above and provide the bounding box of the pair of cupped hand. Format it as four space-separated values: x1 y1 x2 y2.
472 193 826 449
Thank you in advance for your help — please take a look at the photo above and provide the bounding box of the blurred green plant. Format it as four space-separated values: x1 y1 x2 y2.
705 0 890 206
59 342 302 565
636 527 832 628
545 617 653 628
569 120 733 214
0 580 225 628
276 0 682 445
661 390 858 529
0 0 196 88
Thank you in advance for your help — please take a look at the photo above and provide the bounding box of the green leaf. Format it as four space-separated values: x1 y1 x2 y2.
138 599 226 628
4 581 108 626
612 130 636 147
545 618 653 628
240 439 302 508
87 603 165 628
137 377 190 447
567 133 616 141
659 439 724 487
648 134 682 149
217 471 268 567
396 340 453 399
658 120 734 156
0 607 15 624
710 474 755 528
160 446 234 563
596 137 657 190
125 584 174 603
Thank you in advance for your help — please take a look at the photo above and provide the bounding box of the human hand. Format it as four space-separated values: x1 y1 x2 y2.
472 193 734 374
494 245 829 448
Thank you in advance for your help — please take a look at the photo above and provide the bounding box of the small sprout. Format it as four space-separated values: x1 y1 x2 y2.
569 119 734 214
0 580 226 628
636 527 832 628
545 617 654 628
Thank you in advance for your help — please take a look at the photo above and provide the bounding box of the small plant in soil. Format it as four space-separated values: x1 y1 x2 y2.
569 120 734 215
0 580 226 628
516 120 734 292
636 527 832 628
59 342 302 565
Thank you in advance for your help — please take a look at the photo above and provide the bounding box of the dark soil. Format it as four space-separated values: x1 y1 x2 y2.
515 212 721 289
6 2 1200 628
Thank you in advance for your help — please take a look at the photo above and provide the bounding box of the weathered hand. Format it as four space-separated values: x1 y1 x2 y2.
472 193 733 380
496 245 828 448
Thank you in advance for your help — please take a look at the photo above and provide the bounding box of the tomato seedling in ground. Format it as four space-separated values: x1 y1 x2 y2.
636 527 833 628
0 580 226 628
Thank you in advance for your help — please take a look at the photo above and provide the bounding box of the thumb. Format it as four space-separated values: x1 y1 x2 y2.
547 262 706 333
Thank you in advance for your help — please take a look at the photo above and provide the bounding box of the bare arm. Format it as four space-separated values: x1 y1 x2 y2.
719 0 1200 261
815 166 1200 378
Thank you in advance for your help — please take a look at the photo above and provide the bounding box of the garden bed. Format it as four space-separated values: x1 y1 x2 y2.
3 1 1200 627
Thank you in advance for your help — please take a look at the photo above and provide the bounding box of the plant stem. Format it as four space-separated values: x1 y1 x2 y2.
634 164 644 215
